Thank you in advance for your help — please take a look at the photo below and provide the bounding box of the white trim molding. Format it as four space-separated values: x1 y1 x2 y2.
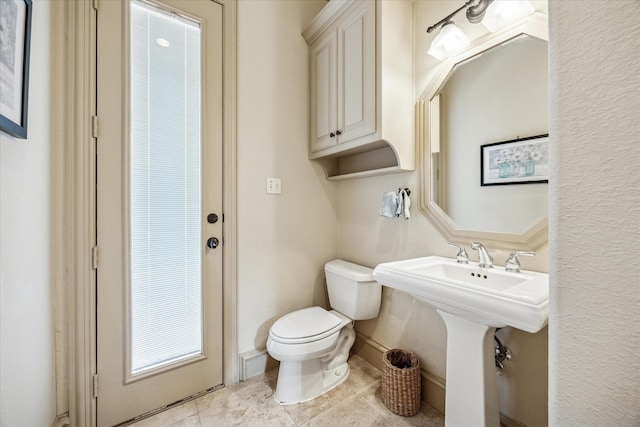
239 347 278 381
51 0 97 425
221 0 239 387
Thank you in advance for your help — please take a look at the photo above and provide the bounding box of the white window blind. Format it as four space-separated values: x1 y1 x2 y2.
129 0 202 375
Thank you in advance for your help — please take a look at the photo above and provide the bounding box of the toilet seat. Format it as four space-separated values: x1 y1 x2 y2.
269 307 347 345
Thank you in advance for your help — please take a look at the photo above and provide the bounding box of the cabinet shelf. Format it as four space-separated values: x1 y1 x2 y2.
314 140 407 180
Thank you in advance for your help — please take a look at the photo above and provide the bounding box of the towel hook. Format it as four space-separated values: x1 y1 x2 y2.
398 187 411 196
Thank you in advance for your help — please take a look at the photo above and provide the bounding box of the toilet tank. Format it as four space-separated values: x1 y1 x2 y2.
324 260 381 320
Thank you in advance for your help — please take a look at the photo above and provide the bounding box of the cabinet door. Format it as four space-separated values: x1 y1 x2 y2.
310 31 338 153
337 0 375 144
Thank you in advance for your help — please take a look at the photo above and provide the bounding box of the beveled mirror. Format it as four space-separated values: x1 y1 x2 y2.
418 13 549 250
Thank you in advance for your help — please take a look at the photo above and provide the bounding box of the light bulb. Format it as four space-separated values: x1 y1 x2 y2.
428 22 470 60
482 0 535 33
496 1 519 19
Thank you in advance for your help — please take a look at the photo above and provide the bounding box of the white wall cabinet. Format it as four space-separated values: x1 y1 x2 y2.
304 0 414 180
310 1 375 153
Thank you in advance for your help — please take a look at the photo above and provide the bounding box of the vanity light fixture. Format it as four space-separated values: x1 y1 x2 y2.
482 0 535 33
427 0 534 60
427 20 470 61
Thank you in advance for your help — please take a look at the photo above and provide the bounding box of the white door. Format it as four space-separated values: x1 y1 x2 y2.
96 1 223 425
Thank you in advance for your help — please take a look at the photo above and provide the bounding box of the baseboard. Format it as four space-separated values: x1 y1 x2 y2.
51 414 70 427
499 412 528 427
352 332 446 414
352 332 524 426
239 347 278 381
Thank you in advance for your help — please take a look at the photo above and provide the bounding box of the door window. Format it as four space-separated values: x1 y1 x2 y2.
129 0 203 376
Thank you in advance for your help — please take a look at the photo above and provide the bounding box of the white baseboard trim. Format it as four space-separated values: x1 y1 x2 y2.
239 347 278 381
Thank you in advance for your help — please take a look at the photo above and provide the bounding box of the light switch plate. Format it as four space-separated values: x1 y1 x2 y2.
266 177 281 194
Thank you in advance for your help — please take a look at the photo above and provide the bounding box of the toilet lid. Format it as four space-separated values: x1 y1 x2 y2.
270 307 342 343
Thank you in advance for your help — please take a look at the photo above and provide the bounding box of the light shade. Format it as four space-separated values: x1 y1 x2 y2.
428 22 470 60
481 0 535 33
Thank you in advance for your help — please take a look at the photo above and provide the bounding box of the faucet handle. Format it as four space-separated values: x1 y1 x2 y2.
448 243 469 264
505 251 535 273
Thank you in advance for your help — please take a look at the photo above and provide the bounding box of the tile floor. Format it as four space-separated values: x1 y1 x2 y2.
130 355 445 427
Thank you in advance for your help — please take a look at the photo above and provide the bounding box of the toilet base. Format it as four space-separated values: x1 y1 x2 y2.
274 325 355 404
274 360 350 405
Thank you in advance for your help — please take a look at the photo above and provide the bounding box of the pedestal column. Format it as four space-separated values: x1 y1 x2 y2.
438 310 500 427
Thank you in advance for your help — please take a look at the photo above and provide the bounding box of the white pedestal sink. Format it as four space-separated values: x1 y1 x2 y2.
373 256 548 427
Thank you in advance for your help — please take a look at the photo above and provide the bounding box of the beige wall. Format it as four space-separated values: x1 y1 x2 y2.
339 2 550 426
0 1 57 425
236 0 339 354
548 1 640 425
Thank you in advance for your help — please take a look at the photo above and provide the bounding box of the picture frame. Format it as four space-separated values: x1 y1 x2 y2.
480 134 549 186
0 0 33 139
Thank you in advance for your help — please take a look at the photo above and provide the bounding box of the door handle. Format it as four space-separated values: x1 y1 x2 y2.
206 237 219 249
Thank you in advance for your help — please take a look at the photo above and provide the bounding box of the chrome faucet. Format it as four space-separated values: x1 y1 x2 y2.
471 242 493 268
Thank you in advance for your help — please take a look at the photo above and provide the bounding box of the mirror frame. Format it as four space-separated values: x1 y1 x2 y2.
418 12 549 250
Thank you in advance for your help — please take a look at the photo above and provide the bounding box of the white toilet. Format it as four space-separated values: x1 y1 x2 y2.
266 259 382 404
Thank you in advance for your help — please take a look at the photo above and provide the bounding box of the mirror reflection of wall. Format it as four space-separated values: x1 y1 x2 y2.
432 35 548 234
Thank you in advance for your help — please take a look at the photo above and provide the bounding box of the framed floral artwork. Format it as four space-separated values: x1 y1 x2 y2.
480 134 549 186
0 0 32 139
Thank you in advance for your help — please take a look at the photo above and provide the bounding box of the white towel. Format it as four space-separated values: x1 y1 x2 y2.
379 192 399 218
397 189 411 220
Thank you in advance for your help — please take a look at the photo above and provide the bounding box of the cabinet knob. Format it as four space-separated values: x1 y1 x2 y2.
336 130 342 135
329 132 335 138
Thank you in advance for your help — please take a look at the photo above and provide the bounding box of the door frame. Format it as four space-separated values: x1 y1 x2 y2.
51 1 238 425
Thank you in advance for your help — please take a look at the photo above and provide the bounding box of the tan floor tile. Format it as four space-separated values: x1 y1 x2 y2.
343 354 383 393
132 401 200 427
282 380 357 425
196 374 296 426
168 415 202 427
129 355 446 427
301 394 387 427
359 382 445 427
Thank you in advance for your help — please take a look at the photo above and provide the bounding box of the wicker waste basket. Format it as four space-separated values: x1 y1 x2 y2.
381 349 421 416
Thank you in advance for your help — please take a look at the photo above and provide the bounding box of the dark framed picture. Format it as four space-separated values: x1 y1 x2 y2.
0 0 32 139
481 134 549 186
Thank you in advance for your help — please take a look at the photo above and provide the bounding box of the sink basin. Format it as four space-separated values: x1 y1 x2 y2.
373 256 549 427
373 256 548 333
